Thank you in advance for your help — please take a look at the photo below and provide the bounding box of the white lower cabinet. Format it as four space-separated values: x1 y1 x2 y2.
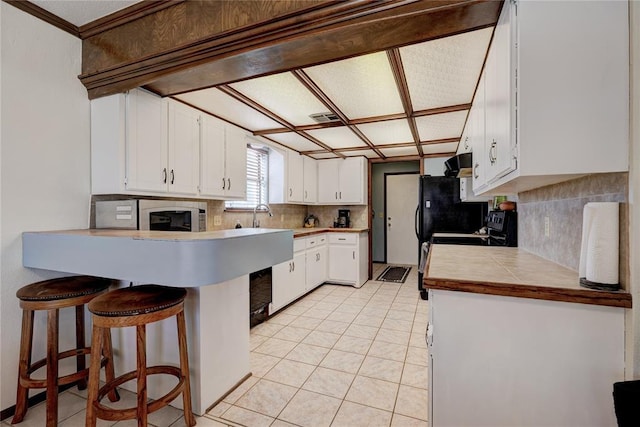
327 232 368 288
428 289 624 427
271 240 306 314
271 232 368 314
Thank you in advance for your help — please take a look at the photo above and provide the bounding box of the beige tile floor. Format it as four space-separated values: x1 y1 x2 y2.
3 263 428 427
210 263 429 427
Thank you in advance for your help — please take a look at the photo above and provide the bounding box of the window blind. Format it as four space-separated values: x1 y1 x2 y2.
226 145 269 210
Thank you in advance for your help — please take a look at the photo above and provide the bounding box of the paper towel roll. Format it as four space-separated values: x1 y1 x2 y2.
578 202 619 290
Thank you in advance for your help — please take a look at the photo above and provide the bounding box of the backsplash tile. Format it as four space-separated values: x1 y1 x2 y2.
518 172 628 288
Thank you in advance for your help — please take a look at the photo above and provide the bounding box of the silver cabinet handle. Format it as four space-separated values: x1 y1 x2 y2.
289 262 292 273
489 140 497 165
289 188 292 197
170 169 175 184
305 190 308 199
292 261 295 272
228 178 231 190
335 191 338 200
339 191 342 199
474 163 480 179
353 251 355 259
222 177 226 190
163 168 167 184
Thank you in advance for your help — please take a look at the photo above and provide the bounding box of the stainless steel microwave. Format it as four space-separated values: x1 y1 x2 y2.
95 199 207 232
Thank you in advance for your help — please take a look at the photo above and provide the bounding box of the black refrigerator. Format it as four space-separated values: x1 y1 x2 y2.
415 176 488 299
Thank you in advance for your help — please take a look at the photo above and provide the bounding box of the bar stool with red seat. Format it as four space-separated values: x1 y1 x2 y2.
12 275 119 426
85 284 196 427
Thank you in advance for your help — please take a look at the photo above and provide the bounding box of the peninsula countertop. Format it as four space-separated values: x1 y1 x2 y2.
423 244 632 308
23 228 293 287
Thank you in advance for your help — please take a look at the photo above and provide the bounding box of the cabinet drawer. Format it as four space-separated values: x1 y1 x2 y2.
329 233 357 245
306 233 326 249
293 238 306 252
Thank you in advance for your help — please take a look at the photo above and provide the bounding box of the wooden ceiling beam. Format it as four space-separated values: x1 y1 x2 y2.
78 0 502 99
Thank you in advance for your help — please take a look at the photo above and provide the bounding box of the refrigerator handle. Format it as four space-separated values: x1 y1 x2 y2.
414 205 420 239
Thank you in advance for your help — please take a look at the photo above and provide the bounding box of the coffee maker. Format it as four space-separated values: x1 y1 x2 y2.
335 209 350 228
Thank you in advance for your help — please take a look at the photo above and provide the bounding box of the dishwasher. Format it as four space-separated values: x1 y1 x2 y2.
249 267 272 327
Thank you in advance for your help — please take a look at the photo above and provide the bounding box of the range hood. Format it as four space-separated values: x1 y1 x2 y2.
444 152 473 178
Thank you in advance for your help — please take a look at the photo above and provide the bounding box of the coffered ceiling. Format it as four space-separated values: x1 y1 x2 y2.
176 27 493 161
25 0 496 162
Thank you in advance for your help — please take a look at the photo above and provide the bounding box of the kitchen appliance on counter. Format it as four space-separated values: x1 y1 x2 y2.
334 209 351 228
95 199 207 232
415 176 488 299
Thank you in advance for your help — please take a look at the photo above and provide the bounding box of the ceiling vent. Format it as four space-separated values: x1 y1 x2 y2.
309 112 340 123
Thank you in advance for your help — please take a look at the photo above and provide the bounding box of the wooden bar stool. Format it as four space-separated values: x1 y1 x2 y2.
12 275 118 426
86 284 196 427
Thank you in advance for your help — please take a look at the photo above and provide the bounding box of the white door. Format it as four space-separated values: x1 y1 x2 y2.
386 174 419 265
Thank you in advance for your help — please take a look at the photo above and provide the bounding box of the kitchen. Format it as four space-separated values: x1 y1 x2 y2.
1 1 639 426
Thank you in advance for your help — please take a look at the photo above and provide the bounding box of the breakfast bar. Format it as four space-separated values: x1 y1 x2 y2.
22 228 294 415
423 244 631 427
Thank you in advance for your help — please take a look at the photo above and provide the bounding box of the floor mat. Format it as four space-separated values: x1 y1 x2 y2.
376 266 411 283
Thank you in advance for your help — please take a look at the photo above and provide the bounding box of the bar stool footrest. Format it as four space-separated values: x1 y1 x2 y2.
94 365 185 421
19 347 105 389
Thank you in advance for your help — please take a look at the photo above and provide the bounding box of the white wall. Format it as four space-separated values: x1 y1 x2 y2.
423 156 447 176
1 3 90 410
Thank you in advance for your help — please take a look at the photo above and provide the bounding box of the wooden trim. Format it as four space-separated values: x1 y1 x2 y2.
370 155 422 163
423 278 633 309
79 0 185 39
421 137 460 146
80 0 502 98
3 0 79 37
387 49 423 156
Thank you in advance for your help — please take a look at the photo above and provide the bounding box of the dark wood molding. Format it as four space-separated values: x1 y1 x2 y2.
3 0 79 37
79 1 185 39
369 154 422 163
79 0 502 98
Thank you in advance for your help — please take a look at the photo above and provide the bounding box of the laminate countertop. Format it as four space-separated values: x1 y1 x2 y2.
22 228 293 287
423 244 632 308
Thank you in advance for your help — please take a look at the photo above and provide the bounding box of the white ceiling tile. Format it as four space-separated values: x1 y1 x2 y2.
303 52 404 119
267 132 324 152
415 110 468 141
229 72 328 126
422 142 459 155
401 28 493 111
305 127 366 149
175 88 281 131
379 146 419 157
356 119 414 145
340 149 379 159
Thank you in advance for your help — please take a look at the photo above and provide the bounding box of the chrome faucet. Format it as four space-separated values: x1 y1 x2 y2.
252 203 273 228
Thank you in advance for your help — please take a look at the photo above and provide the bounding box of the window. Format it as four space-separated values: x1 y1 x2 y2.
225 144 269 210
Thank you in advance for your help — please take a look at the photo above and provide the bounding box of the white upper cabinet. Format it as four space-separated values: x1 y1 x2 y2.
317 157 367 205
469 0 628 194
167 100 200 195
303 156 317 204
200 114 247 199
287 152 305 203
269 149 317 205
91 88 246 199
124 88 169 193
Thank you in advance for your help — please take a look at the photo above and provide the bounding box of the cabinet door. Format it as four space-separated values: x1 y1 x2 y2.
224 125 247 199
303 156 317 204
291 251 306 300
199 115 226 197
338 157 365 204
471 73 488 193
317 159 340 203
272 259 295 313
306 245 327 290
329 245 357 282
485 0 516 182
125 89 168 193
287 152 304 203
167 101 200 195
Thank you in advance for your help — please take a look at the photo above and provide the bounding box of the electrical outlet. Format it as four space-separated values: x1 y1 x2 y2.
214 215 222 226
544 216 550 237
